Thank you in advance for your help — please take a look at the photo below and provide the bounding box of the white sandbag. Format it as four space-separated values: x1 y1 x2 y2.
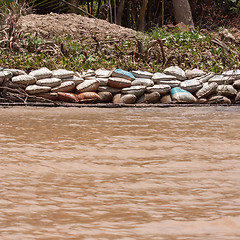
121 86 146 97
11 75 36 85
95 69 112 78
51 81 75 93
76 80 99 93
29 67 52 80
131 78 154 87
146 84 171 95
36 78 62 87
222 69 240 79
98 86 121 94
0 71 13 83
152 72 177 82
132 70 153 79
185 68 206 79
194 72 215 83
156 80 181 88
217 85 237 98
52 69 74 79
26 85 51 95
96 78 108 86
163 66 186 80
208 75 235 84
180 79 203 93
170 87 197 103
61 75 84 85
4 69 26 76
195 82 218 98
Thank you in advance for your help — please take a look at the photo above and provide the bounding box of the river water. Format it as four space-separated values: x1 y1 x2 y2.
0 106 240 240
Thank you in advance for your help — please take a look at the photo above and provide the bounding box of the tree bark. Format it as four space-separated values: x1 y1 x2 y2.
116 0 125 25
172 0 194 26
137 0 148 31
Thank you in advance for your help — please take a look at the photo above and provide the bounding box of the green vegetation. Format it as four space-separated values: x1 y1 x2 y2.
0 27 239 73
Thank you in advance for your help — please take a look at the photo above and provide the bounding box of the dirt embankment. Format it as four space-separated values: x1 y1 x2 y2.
17 13 137 42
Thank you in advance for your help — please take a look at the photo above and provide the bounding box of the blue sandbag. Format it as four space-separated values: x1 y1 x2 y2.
112 69 135 80
170 87 197 103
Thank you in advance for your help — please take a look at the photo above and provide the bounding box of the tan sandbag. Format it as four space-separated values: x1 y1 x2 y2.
113 94 136 104
62 75 84 85
208 75 235 85
185 68 206 79
96 78 109 86
108 77 131 89
195 82 218 98
217 85 237 98
98 92 113 103
26 85 51 95
208 95 232 104
235 92 240 103
76 80 99 93
163 66 186 80
95 68 112 78
160 94 172 104
0 71 13 83
12 75 36 85
51 81 75 93
137 92 160 104
233 80 240 89
4 69 26 77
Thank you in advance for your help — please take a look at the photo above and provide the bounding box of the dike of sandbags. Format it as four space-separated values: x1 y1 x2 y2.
1 66 240 105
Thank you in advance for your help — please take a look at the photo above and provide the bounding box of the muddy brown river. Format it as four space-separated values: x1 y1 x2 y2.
0 106 240 240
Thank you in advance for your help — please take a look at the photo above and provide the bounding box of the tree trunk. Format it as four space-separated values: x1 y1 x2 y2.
172 0 194 26
116 0 125 25
137 0 148 31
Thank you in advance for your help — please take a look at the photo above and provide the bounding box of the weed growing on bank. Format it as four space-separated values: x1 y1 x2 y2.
0 26 239 72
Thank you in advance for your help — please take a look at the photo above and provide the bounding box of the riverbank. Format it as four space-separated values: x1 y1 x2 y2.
0 66 240 106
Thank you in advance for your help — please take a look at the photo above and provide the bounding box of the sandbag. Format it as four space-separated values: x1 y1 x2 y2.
58 92 79 103
113 94 136 104
11 75 36 85
222 69 240 79
180 79 203 93
98 92 113 103
170 87 197 103
235 92 240 103
0 71 13 83
156 80 181 88
35 92 58 101
96 78 109 86
108 77 131 89
95 68 112 78
137 92 160 104
29 67 52 80
62 75 84 85
98 86 121 94
185 68 206 79
163 66 186 80
51 81 75 93
36 78 62 87
208 95 232 104
146 85 171 95
52 69 74 79
160 94 172 104
233 80 240 89
208 75 235 85
4 69 26 77
78 92 100 102
76 80 99 93
26 85 51 95
131 78 154 87
152 72 176 82
121 86 146 97
217 85 237 98
195 82 218 98
132 70 153 79
111 69 135 81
